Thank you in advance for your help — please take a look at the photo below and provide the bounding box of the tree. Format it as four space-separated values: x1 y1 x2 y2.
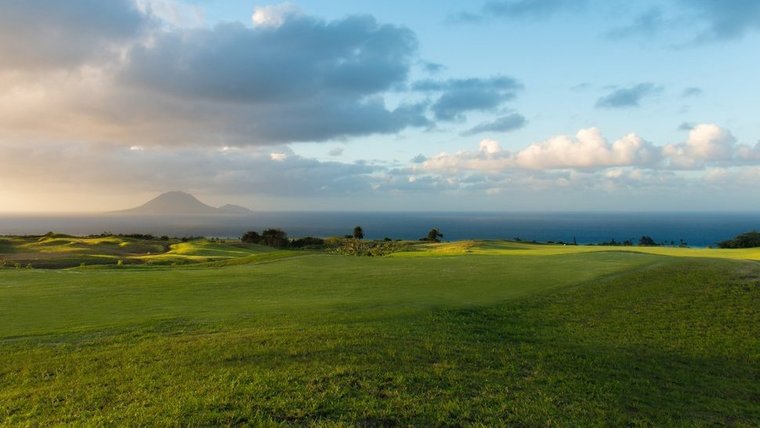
353 226 364 240
261 229 289 248
638 236 657 246
423 228 443 243
719 230 760 248
241 230 261 243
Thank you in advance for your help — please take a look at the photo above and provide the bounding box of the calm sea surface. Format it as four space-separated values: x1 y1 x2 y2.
1 212 758 247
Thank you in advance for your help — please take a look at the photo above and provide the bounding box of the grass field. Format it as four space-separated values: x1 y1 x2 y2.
1 237 758 425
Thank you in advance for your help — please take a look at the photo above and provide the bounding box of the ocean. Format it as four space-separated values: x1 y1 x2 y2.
1 212 758 247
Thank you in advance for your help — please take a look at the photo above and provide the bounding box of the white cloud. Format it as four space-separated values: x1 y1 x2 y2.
686 123 735 159
252 3 302 28
420 138 512 173
479 139 502 154
664 123 744 169
421 129 661 174
421 125 760 176
515 128 660 169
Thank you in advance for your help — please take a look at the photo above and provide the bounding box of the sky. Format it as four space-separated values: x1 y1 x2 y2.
1 0 759 212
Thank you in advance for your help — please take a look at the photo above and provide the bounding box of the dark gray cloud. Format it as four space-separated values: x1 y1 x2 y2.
237 98 430 143
595 83 662 109
462 113 528 136
0 0 150 70
414 77 523 121
70 88 430 145
115 14 430 143
121 16 417 103
0 8 432 145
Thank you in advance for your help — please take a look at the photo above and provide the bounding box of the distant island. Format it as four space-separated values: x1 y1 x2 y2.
112 191 253 216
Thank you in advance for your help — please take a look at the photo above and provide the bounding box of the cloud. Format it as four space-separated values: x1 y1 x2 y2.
122 16 417 103
455 0 585 22
414 76 523 121
0 5 433 146
515 128 662 169
270 152 288 161
605 8 664 39
410 154 427 164
328 147 344 157
0 142 379 198
462 113 528 136
608 1 760 45
136 0 204 28
420 61 445 74
251 3 302 28
664 123 738 168
681 87 703 97
117 13 431 143
595 83 662 109
422 124 760 174
420 129 662 174
2 127 759 211
420 139 513 173
684 0 760 42
0 0 151 71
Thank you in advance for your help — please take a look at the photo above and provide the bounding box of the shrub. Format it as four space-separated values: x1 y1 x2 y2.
718 231 760 248
290 237 325 249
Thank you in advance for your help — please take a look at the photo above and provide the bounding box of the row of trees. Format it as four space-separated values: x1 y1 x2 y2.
240 226 445 250
241 229 291 248
596 236 689 247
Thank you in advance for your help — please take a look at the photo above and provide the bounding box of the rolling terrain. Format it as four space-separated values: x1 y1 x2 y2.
0 237 758 425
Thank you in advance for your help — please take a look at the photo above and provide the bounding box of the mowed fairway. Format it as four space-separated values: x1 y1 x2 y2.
1 242 758 425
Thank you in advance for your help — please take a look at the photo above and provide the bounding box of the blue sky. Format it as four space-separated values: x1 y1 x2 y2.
0 0 759 212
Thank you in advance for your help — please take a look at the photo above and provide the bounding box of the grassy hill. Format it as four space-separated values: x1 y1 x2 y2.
0 237 758 425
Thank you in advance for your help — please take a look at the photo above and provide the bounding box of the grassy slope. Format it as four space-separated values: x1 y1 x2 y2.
397 239 760 260
0 236 276 268
0 244 758 425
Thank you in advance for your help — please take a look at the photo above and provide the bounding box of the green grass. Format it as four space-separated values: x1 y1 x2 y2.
0 235 273 268
0 239 758 425
396 239 760 260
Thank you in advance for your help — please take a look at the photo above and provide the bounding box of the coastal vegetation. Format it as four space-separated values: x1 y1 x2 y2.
719 230 760 248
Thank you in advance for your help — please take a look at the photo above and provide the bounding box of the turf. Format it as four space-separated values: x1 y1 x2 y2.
0 239 758 425
0 236 273 268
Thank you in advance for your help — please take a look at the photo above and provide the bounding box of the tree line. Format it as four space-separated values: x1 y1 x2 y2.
240 226 445 251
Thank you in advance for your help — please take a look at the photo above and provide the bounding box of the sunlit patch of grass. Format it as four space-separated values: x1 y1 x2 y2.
393 240 760 261
0 236 290 268
136 241 277 265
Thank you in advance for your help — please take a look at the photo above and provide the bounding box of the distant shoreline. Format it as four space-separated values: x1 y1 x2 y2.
1 212 757 248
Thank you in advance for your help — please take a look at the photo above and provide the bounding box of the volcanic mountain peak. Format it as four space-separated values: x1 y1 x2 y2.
114 191 253 215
